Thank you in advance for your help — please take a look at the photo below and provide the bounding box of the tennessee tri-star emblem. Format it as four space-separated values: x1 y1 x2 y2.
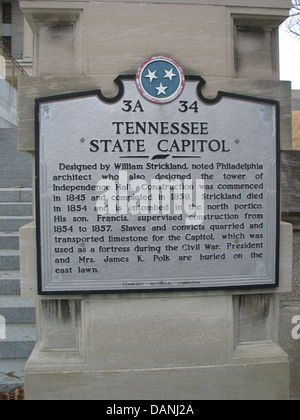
136 56 185 104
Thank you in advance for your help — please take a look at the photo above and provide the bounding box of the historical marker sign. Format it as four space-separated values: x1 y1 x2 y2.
36 57 279 294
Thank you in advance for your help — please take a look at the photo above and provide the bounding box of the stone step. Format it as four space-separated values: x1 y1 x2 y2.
0 159 32 166
0 202 32 216
0 142 20 150
0 250 19 270
0 216 32 232
0 358 28 393
0 179 32 188
0 232 19 250
0 271 20 295
0 127 17 139
0 188 32 203
0 164 32 174
0 130 35 394
0 131 32 181
0 151 31 160
0 296 35 324
0 143 30 151
0 324 36 360
0 130 18 150
0 143 22 152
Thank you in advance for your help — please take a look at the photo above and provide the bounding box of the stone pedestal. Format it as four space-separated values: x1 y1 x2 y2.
18 0 293 400
19 219 292 399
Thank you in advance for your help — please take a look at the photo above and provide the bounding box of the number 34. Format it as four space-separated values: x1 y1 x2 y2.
178 100 199 113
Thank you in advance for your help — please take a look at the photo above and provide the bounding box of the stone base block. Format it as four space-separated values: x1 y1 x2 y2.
24 361 289 400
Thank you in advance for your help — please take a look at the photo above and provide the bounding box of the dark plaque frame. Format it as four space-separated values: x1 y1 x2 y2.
35 75 280 295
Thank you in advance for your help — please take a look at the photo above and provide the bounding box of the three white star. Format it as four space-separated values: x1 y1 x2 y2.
155 83 168 96
145 69 158 83
164 68 177 81
144 66 177 96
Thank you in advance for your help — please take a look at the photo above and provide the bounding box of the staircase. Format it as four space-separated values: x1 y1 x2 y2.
0 128 35 393
0 129 32 188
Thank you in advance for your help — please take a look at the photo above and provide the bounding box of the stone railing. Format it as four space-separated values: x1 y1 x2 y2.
0 42 28 90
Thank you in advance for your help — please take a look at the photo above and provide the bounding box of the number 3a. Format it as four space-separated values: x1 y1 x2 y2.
122 100 144 112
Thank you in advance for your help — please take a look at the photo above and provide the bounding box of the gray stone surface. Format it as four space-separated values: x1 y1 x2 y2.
0 271 21 295
0 359 28 393
19 0 293 401
0 203 32 216
0 296 35 324
0 188 32 203
0 324 36 359
0 80 17 128
0 183 35 393
0 216 32 232
280 304 300 397
292 90 300 111
0 128 32 188
0 233 19 250
281 151 300 216
280 148 300 398
0 250 19 270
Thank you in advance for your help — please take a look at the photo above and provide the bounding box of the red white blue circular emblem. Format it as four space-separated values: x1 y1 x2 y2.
136 56 185 104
